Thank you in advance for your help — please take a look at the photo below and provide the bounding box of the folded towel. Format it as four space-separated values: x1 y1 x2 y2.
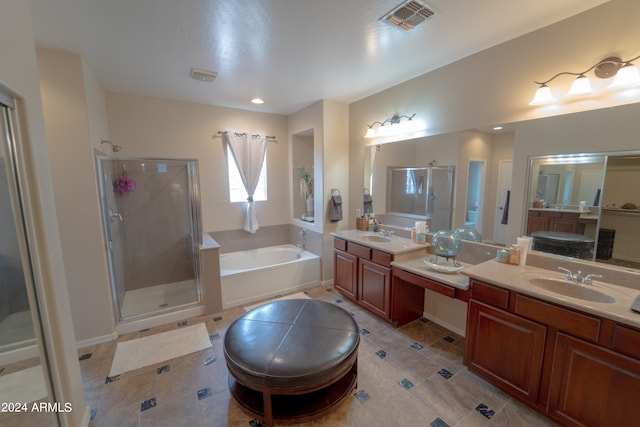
363 194 373 215
632 294 640 314
330 195 342 222
501 190 510 225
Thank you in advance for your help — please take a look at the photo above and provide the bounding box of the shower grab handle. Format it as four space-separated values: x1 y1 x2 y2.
109 210 123 222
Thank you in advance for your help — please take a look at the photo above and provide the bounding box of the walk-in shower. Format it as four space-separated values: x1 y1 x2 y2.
97 157 203 325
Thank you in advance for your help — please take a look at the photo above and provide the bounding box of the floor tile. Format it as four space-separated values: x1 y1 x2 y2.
75 284 560 427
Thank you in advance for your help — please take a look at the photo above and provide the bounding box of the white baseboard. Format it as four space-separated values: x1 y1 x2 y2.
76 331 118 349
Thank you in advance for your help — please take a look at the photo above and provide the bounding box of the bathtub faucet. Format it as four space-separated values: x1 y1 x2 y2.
298 229 307 250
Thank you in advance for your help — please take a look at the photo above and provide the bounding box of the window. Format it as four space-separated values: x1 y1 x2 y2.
405 169 417 194
227 145 267 202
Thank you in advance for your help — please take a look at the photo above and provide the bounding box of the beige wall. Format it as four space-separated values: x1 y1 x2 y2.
37 48 116 344
0 1 87 425
287 100 350 281
106 92 289 233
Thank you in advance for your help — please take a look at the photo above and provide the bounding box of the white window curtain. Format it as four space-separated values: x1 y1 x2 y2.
223 132 268 233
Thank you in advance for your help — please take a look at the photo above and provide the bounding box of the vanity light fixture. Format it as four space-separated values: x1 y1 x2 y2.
530 53 640 105
364 113 419 138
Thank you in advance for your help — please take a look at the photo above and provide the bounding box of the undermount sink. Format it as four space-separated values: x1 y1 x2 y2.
362 235 392 243
529 278 615 304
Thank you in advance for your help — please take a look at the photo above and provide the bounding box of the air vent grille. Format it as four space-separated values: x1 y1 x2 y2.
380 0 436 30
189 68 218 82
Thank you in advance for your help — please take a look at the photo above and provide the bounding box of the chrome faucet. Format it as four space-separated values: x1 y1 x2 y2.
557 267 603 285
379 229 394 238
584 273 603 285
298 229 307 250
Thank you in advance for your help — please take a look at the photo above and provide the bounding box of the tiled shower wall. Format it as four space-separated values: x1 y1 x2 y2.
115 160 194 291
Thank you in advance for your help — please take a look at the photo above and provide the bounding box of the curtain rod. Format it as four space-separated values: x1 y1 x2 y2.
212 130 277 142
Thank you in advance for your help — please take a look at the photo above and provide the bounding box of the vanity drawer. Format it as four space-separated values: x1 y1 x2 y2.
514 294 601 342
371 249 393 267
470 280 509 310
334 238 347 251
394 268 455 298
611 324 640 359
347 241 371 260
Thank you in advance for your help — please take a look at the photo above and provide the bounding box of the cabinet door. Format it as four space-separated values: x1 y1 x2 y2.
465 300 546 403
550 218 578 233
527 216 550 235
334 249 358 300
548 332 640 427
358 258 391 320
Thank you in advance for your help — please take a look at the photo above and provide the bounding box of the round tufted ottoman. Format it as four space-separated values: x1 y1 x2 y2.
224 299 359 426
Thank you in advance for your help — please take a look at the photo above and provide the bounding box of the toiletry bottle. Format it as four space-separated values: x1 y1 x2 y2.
509 245 521 265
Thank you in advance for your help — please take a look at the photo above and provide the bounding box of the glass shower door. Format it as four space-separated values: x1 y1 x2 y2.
1 93 58 425
97 158 202 322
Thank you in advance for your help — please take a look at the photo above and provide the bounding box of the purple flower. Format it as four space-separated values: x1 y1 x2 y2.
116 176 136 195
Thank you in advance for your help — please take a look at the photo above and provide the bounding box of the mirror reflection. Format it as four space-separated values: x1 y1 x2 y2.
525 152 640 269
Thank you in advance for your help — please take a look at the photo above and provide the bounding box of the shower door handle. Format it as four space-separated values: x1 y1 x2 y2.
109 210 123 222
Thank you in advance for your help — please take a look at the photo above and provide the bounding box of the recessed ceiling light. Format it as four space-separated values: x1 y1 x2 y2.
251 98 265 104
493 126 503 130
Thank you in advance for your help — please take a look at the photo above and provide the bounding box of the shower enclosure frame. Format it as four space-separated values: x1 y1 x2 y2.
96 156 203 324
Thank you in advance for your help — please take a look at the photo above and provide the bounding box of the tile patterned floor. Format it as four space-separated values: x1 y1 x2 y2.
80 286 559 427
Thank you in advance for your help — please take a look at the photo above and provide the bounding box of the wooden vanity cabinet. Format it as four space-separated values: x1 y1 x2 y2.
527 210 584 235
466 299 546 404
465 279 640 427
548 333 640 427
333 246 358 300
333 238 392 321
359 258 391 320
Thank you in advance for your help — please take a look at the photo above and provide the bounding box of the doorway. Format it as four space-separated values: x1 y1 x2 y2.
493 160 513 245
466 160 486 232
97 157 203 323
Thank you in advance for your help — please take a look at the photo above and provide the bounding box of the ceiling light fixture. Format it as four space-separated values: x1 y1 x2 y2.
251 98 264 104
529 53 640 105
365 113 423 139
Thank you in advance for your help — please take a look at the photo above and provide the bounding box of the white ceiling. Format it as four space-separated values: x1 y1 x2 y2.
29 0 610 115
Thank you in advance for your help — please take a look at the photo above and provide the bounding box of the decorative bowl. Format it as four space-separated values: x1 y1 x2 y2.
431 230 462 257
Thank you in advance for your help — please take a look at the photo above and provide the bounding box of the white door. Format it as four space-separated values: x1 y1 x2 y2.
493 160 513 245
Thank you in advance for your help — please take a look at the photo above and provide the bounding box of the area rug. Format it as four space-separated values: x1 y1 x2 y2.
244 292 310 312
109 323 211 377
0 365 48 403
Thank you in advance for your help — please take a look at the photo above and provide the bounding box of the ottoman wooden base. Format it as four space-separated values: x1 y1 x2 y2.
228 361 357 425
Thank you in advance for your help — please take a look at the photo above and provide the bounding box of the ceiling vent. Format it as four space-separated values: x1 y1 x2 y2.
380 0 436 30
189 68 218 82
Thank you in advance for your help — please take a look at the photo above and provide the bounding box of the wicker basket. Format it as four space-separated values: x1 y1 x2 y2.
356 217 369 231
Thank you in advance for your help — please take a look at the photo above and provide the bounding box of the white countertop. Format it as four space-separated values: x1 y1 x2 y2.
391 256 470 290
529 208 592 214
330 229 429 255
463 260 640 329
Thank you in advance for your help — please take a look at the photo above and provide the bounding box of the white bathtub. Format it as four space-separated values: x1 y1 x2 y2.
220 244 321 308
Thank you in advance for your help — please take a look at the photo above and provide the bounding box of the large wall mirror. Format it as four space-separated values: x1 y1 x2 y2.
525 151 640 269
363 131 513 242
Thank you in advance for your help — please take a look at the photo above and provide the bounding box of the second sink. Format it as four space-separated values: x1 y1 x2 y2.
529 278 615 304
